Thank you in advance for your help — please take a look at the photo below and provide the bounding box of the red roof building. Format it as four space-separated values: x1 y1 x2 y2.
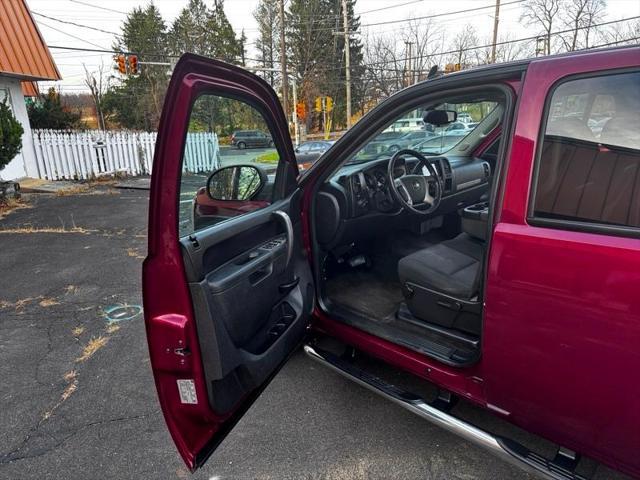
0 0 61 179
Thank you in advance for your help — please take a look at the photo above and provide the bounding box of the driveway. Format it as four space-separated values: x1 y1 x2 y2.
0 188 627 479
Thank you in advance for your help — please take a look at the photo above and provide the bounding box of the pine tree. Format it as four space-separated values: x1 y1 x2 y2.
104 4 169 130
328 0 365 127
253 0 280 86
286 0 364 130
0 95 23 174
168 0 243 63
287 0 336 130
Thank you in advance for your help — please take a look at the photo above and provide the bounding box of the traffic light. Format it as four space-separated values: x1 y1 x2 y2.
315 97 322 112
325 96 333 112
115 54 126 74
295 102 306 120
128 55 139 75
444 63 462 73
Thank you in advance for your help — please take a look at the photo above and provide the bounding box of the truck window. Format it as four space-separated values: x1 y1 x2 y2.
531 71 640 232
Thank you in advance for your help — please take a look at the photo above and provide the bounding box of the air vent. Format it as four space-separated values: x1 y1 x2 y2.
440 159 452 175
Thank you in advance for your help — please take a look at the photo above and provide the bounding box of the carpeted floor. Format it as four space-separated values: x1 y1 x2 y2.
325 267 404 320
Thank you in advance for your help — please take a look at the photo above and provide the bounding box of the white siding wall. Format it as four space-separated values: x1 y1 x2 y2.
0 76 37 180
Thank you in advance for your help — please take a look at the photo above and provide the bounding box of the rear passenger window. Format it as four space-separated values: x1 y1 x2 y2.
531 71 640 231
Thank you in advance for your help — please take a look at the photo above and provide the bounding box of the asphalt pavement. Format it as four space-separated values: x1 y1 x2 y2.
0 188 628 480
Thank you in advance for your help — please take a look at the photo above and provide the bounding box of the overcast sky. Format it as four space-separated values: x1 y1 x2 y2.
27 0 640 93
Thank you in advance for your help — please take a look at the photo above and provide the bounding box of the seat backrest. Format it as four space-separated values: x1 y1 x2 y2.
599 112 640 150
535 135 640 227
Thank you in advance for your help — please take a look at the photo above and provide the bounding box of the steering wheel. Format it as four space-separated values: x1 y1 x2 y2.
387 149 442 215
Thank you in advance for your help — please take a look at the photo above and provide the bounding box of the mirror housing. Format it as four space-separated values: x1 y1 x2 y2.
424 110 457 127
206 164 267 201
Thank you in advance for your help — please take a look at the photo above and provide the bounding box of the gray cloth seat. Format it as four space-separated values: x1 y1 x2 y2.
398 233 483 299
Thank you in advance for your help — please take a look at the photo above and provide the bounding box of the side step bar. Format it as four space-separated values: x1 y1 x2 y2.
304 345 586 480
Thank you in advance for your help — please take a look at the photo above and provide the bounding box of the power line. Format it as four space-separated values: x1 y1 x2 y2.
293 0 527 33
356 1 425 16
352 14 640 71
32 11 121 37
37 20 110 51
360 0 525 28
66 0 128 15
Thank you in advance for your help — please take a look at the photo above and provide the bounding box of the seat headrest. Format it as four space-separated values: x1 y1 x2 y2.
599 112 640 150
546 118 594 143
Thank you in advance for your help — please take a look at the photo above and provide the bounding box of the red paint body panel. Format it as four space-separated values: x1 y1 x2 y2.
484 49 640 477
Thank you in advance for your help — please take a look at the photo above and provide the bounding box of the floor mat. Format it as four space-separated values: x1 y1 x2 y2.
325 268 404 321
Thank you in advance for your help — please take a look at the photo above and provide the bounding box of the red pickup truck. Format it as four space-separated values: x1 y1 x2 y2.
143 47 640 478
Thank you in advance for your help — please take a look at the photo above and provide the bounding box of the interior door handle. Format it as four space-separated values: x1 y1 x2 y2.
272 210 293 270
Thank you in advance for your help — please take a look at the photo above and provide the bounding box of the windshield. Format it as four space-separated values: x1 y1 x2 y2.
347 100 499 165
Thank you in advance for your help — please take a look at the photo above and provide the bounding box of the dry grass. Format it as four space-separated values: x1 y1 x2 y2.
55 185 90 196
105 324 120 334
0 197 32 220
72 326 85 337
42 370 79 421
60 381 77 401
126 247 145 259
0 226 93 235
1 296 41 311
39 297 60 307
76 336 109 362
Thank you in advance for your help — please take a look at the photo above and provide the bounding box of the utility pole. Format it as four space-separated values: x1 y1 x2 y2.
490 0 501 63
404 41 414 86
342 0 352 129
279 0 289 120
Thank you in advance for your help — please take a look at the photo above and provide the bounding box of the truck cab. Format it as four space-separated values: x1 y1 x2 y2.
143 47 640 478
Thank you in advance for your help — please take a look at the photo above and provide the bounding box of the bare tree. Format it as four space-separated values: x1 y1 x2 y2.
362 32 405 103
473 33 533 65
520 0 563 55
401 17 444 83
560 0 606 51
602 19 640 47
448 24 479 67
83 63 109 131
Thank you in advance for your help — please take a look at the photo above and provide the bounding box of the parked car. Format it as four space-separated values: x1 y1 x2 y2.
144 47 640 478
295 140 334 171
456 112 473 123
230 129 274 149
413 133 466 155
355 129 436 161
445 121 476 133
385 116 424 132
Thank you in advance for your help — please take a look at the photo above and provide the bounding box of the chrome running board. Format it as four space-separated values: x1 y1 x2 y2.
304 344 586 480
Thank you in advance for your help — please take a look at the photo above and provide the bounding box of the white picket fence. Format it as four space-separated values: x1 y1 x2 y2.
32 129 220 180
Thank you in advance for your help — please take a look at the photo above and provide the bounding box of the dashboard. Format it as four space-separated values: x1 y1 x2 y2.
316 155 491 247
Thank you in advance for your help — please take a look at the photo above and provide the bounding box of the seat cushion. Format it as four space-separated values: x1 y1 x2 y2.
398 233 483 299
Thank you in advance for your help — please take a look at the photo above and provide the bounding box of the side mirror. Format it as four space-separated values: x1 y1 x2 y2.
423 110 457 127
207 164 267 201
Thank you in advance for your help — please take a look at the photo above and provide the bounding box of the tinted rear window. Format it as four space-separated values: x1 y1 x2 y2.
532 71 640 230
